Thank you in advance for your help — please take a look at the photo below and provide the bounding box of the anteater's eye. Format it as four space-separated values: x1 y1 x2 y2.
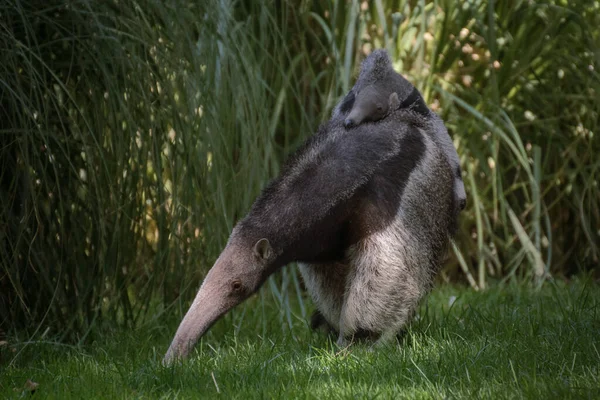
376 105 383 111
231 280 243 292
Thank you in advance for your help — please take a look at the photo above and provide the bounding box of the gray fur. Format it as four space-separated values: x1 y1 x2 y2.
331 49 413 121
336 50 466 217
299 110 454 345
164 55 457 364
344 85 400 128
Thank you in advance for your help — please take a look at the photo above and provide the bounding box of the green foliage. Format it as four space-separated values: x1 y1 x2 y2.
1 0 598 340
1 281 599 398
429 0 600 288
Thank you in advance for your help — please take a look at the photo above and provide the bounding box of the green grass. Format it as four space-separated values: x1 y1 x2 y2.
2 280 598 399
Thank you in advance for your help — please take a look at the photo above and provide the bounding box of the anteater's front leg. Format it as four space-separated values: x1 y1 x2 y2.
298 261 348 334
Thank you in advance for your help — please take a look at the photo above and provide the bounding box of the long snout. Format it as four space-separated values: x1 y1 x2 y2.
163 283 226 365
344 109 366 129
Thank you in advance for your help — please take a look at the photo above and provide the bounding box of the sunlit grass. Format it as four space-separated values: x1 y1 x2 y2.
2 280 599 399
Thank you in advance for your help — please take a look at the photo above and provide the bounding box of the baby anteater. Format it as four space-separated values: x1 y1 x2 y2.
337 50 466 219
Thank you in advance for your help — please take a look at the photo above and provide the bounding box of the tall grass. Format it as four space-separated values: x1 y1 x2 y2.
1 0 598 340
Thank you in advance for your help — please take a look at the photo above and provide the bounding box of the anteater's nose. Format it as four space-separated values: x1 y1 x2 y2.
344 118 355 128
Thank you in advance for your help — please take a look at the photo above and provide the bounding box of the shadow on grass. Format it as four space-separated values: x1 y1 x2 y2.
2 281 599 399
147 281 600 398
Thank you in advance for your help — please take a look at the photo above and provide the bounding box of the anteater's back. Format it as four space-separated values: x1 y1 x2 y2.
300 109 455 345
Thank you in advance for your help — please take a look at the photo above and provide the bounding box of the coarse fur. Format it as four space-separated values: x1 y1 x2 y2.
331 49 414 121
163 105 455 363
233 112 434 265
163 51 461 363
343 85 400 128
334 50 467 218
299 109 454 345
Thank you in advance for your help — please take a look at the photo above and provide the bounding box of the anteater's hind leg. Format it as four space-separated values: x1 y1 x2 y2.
309 310 335 334
338 230 425 347
298 262 349 334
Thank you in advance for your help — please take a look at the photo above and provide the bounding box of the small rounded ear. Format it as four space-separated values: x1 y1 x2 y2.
388 92 400 111
253 238 273 262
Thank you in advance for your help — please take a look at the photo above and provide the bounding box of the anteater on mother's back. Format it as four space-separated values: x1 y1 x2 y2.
163 51 458 364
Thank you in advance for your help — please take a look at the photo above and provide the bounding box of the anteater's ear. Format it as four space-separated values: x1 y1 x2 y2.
253 238 273 262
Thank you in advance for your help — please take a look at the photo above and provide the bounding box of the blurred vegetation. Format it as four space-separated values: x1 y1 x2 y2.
1 0 598 340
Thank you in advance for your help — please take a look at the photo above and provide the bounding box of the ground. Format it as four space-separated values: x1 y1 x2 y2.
1 279 599 399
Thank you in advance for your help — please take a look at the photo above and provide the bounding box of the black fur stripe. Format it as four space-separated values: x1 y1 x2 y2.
399 87 429 116
338 90 356 114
